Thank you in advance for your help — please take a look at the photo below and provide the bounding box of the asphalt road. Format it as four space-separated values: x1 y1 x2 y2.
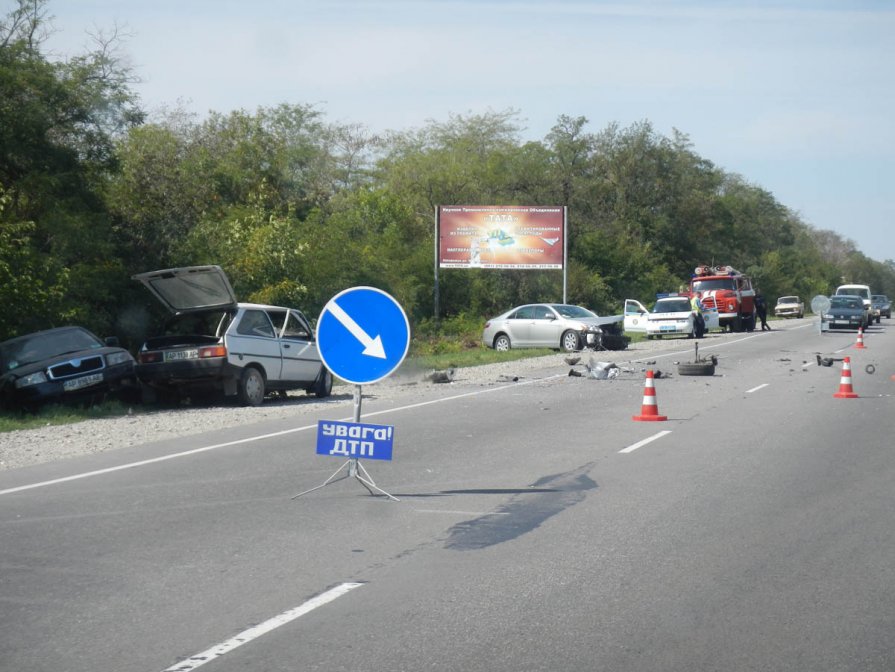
2 319 894 672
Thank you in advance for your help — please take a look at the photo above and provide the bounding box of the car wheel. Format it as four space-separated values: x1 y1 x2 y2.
494 334 511 351
677 362 716 376
238 367 265 406
313 368 333 398
561 330 581 352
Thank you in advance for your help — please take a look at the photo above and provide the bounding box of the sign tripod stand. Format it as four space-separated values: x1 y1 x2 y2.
292 385 400 501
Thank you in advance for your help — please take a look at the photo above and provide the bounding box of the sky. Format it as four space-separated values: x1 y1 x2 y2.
38 0 895 263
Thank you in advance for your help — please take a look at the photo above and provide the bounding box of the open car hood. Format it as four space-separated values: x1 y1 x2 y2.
133 265 238 314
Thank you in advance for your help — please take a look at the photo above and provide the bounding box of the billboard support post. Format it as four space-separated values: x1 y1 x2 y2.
563 206 568 304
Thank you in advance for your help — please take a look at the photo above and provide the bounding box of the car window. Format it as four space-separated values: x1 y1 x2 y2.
1 329 102 372
553 305 596 319
534 306 555 320
282 311 312 340
654 300 689 313
511 306 536 320
236 310 276 338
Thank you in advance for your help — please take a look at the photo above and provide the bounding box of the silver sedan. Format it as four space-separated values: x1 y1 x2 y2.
482 304 604 352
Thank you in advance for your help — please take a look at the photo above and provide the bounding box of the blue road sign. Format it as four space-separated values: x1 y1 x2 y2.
316 286 410 385
316 420 394 461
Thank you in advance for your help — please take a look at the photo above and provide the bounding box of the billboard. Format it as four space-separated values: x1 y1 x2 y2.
437 206 565 269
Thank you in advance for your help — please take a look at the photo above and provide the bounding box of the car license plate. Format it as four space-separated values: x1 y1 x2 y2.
660 325 675 331
63 372 104 391
164 349 199 362
832 320 847 325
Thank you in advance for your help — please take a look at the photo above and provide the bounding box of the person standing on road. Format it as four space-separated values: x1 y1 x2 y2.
755 292 770 330
690 292 706 338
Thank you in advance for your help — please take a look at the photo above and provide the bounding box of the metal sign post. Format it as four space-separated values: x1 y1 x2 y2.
292 385 399 501
293 287 409 502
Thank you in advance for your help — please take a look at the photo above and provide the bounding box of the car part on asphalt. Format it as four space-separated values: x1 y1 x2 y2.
676 342 717 376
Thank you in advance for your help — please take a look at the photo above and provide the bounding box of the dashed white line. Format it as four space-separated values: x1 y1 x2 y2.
746 383 770 394
161 582 364 672
619 430 672 454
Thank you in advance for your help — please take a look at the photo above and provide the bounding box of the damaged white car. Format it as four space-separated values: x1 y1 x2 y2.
623 295 719 339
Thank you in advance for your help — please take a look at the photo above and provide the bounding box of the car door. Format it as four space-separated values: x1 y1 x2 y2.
528 305 562 347
227 308 283 381
277 309 321 383
624 299 649 333
504 306 537 346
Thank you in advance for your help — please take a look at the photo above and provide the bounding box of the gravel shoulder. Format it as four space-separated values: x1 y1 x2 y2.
0 323 808 472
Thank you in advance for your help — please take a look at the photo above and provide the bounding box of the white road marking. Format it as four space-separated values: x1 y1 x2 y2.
0 375 565 496
619 430 672 454
746 383 770 394
161 582 363 672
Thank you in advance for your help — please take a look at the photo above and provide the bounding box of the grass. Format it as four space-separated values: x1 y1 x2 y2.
0 401 137 433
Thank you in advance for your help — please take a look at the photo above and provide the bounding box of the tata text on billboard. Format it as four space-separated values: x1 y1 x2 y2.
437 206 565 269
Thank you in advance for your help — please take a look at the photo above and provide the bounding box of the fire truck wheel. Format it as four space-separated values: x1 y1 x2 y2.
677 362 716 376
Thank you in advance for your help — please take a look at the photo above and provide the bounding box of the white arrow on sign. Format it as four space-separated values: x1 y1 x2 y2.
326 300 386 359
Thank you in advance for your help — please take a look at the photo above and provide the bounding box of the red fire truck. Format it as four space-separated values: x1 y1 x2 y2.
689 265 756 332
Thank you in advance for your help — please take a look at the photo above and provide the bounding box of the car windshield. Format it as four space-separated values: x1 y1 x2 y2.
830 296 862 309
778 296 798 303
692 278 736 292
653 299 690 313
836 287 870 299
551 305 596 319
0 329 102 373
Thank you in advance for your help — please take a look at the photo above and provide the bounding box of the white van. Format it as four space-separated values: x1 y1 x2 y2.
834 284 874 327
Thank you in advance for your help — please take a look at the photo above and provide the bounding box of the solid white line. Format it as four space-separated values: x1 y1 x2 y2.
746 383 769 394
0 374 566 496
619 430 672 454
161 582 363 672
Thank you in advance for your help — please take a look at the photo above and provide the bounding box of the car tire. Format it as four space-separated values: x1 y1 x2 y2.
238 367 265 406
677 362 715 376
313 368 333 398
494 334 511 351
561 330 581 352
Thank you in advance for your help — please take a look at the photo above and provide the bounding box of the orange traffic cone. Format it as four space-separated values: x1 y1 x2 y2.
854 328 866 349
833 356 859 398
633 370 668 421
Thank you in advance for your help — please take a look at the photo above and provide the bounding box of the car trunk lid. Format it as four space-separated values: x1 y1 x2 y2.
133 266 237 314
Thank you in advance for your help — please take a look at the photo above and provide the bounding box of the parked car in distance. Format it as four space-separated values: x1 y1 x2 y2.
623 295 719 339
871 294 891 320
820 295 866 332
834 284 873 327
482 304 610 352
0 326 136 410
773 295 804 318
133 265 332 406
